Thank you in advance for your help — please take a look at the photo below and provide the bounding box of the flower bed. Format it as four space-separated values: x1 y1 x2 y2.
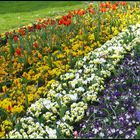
3 24 140 138
0 1 140 138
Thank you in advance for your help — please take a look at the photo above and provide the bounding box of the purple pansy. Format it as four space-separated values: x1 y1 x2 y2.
76 49 140 138
136 111 140 121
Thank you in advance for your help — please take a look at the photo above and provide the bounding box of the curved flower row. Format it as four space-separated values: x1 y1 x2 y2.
77 41 140 139
5 24 140 138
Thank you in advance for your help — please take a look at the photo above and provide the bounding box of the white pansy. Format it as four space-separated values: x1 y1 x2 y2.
83 57 87 62
78 69 83 73
56 93 63 98
75 87 85 92
99 132 105 138
125 135 130 139
68 93 78 101
56 84 62 91
75 72 80 79
93 128 99 134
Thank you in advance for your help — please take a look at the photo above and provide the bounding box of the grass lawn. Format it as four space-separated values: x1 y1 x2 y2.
0 1 89 33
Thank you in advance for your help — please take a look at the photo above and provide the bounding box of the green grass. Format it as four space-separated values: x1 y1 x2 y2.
136 126 140 138
0 1 88 33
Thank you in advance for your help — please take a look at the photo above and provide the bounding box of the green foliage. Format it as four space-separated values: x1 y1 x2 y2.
136 126 140 139
0 1 87 33
0 107 8 123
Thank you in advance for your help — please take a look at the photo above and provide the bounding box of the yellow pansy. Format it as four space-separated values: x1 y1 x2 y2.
2 86 7 93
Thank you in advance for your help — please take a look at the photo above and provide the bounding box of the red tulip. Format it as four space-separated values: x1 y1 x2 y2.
62 15 67 21
67 19 72 26
13 35 18 42
63 20 68 26
16 47 21 56
41 24 46 28
36 24 41 30
58 19 64 25
44 21 50 25
106 2 111 8
67 13 72 19
33 42 39 48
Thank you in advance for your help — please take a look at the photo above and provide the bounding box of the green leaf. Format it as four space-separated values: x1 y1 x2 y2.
0 107 8 122
56 98 67 118
55 125 66 139
25 93 29 109
136 126 140 139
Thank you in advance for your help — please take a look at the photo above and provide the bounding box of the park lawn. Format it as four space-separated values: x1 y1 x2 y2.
0 1 88 33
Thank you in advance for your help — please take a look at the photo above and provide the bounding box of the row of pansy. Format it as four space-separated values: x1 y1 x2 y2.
4 24 140 138
77 39 140 139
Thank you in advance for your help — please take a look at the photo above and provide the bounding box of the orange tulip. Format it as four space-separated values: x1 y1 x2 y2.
100 7 107 13
120 1 127 6
100 2 106 8
112 4 117 10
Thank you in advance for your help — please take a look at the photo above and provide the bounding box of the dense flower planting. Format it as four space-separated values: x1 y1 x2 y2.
2 24 140 138
77 38 140 139
0 1 140 138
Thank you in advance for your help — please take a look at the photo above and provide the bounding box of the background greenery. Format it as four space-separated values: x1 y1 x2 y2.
0 1 88 33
